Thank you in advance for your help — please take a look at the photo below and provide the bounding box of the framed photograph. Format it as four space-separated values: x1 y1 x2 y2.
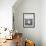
13 13 15 31
23 13 35 28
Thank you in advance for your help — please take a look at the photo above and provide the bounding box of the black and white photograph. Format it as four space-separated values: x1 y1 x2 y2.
23 13 35 28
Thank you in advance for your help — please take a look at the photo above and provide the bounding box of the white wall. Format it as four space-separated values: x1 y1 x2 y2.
13 0 41 46
0 0 16 30
41 0 46 46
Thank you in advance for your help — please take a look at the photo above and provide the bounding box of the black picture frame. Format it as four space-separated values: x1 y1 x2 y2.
23 13 35 28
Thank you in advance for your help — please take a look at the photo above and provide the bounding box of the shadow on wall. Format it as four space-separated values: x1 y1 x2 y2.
12 0 41 46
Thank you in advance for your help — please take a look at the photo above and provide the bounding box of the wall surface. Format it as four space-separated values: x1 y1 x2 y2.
41 0 46 46
13 0 41 46
0 0 16 30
